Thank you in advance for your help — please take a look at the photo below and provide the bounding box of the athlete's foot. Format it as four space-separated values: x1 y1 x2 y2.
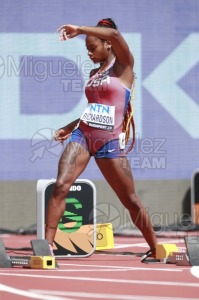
48 243 54 256
141 248 158 263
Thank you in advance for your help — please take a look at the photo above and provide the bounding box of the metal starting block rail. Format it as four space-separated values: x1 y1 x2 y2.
166 252 190 266
0 239 58 269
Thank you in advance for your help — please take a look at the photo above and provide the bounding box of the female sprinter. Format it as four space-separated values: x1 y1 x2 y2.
45 18 157 260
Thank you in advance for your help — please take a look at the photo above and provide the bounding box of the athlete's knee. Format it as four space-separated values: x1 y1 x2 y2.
124 192 144 212
53 177 72 198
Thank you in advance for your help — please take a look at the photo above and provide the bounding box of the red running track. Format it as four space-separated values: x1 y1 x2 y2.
0 233 199 300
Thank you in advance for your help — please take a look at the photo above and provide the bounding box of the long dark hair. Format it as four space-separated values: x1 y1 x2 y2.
97 18 135 153
122 90 136 154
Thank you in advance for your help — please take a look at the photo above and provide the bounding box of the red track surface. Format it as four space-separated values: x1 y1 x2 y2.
0 233 199 300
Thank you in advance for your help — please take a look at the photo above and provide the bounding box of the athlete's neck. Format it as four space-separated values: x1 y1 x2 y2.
99 55 115 73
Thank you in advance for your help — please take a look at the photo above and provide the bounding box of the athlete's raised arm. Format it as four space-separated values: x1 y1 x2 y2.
57 19 133 67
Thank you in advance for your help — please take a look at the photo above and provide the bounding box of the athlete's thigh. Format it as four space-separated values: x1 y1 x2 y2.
95 157 135 198
57 141 90 183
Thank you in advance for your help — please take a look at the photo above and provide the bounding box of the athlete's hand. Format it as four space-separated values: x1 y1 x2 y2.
53 127 71 143
57 24 81 41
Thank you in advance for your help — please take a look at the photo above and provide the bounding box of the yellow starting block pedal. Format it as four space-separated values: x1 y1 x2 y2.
96 223 114 250
156 243 179 260
30 256 55 269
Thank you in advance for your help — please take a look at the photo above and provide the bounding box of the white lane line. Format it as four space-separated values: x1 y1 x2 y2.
58 263 183 272
0 263 183 272
44 269 125 272
0 267 182 273
113 243 147 249
29 290 199 300
191 266 199 279
0 284 75 300
19 268 179 273
110 238 186 250
0 273 198 287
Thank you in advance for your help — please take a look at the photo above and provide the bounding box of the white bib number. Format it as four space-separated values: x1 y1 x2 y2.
80 103 115 131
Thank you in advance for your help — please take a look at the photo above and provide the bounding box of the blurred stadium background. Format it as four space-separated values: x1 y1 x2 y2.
0 0 198 233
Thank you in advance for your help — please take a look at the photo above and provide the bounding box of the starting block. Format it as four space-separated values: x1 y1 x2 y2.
166 252 190 266
0 239 58 269
96 223 114 250
166 236 199 266
155 243 190 266
156 243 179 260
155 236 199 266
